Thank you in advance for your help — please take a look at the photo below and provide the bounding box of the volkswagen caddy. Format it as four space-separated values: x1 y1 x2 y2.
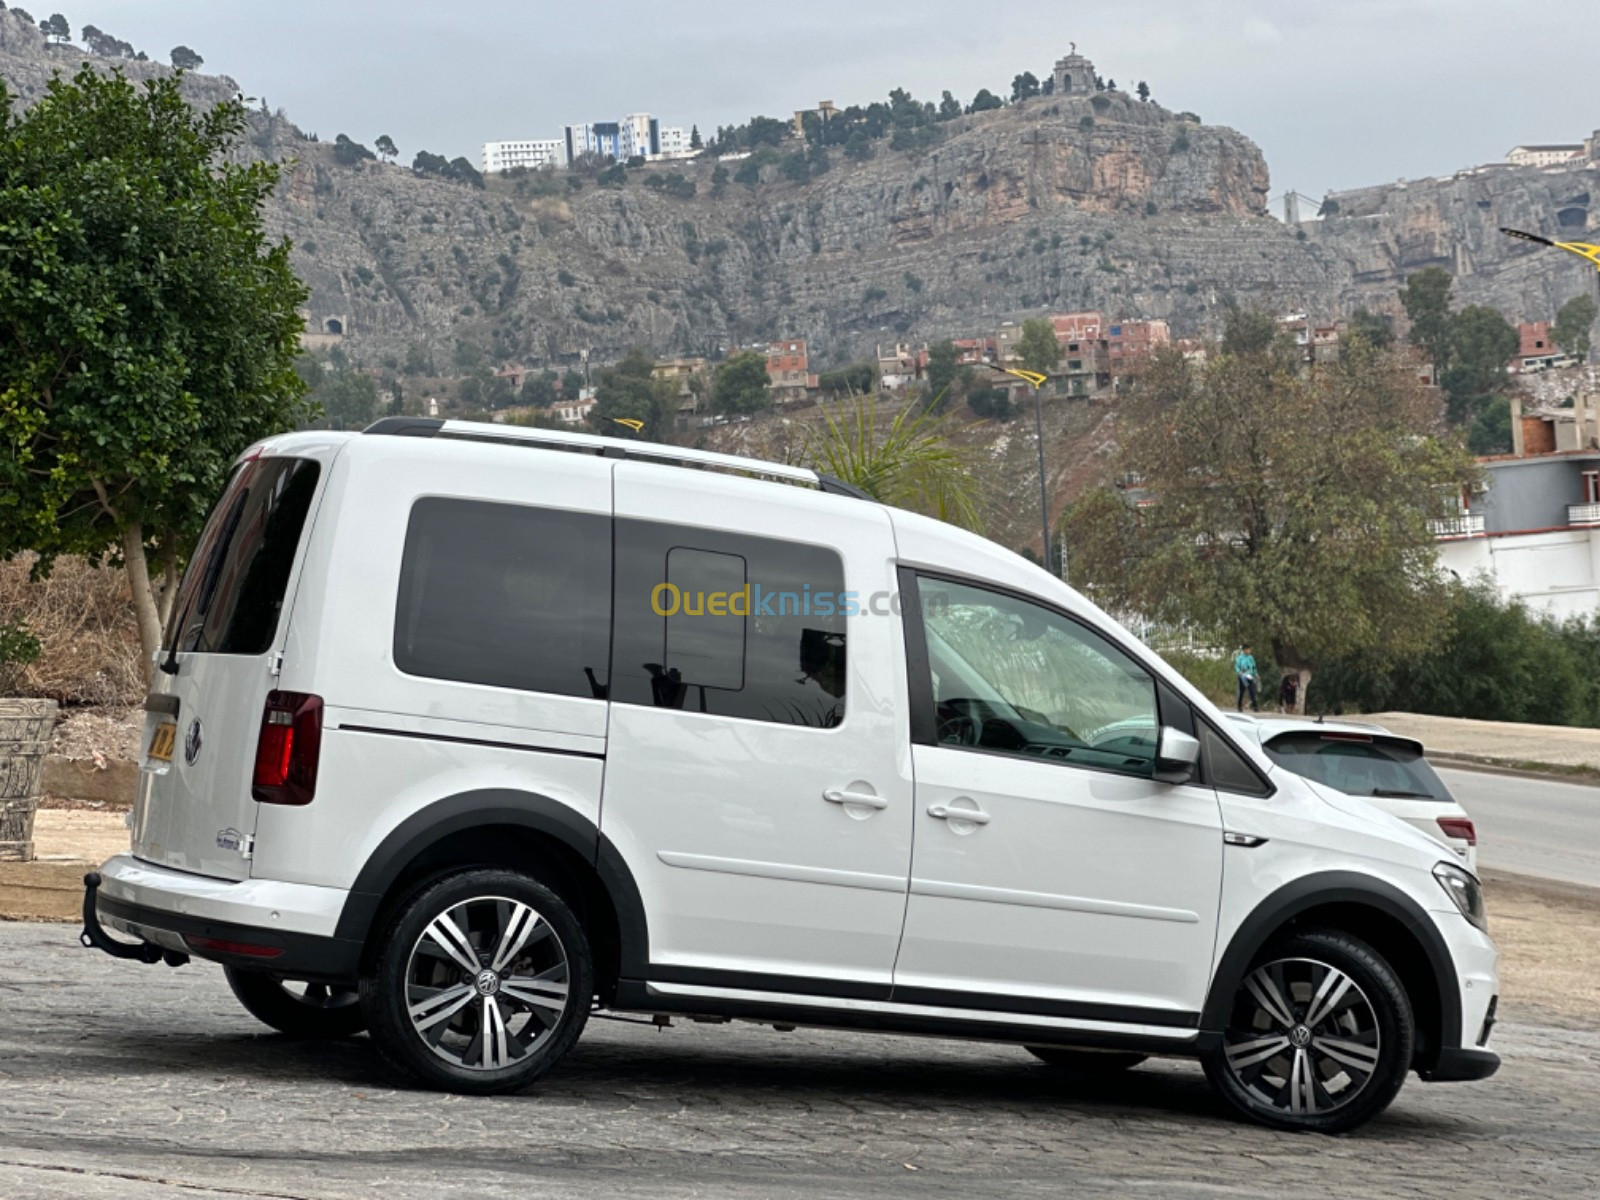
83 418 1499 1133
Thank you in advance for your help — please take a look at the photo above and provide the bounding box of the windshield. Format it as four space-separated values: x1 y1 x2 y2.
1263 733 1452 801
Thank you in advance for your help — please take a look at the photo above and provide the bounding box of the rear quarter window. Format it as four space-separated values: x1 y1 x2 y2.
393 497 612 699
166 457 322 657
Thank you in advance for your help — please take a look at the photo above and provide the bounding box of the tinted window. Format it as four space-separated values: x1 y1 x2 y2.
166 457 322 657
1202 724 1272 796
914 576 1158 777
395 498 611 699
612 520 846 728
1264 733 1450 801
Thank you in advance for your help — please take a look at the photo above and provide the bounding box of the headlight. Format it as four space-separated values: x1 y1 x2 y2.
1434 862 1488 932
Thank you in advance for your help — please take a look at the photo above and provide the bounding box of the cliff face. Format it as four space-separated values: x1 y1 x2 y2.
4 11 1347 367
1310 155 1600 321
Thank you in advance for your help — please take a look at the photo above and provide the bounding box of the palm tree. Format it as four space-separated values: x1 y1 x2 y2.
806 394 983 531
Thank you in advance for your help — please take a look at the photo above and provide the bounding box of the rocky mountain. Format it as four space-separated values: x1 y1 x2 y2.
1309 154 1600 323
4 8 1595 372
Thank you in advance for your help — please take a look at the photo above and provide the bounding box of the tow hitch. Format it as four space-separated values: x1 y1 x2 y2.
79 872 189 967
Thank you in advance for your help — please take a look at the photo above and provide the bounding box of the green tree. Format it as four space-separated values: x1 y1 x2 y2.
967 88 1004 114
1552 293 1598 359
1063 326 1472 711
562 368 586 396
374 134 398 163
1400 266 1455 374
1468 397 1512 456
403 344 434 376
712 351 772 415
924 340 968 411
454 339 484 372
806 395 981 530
689 124 703 150
40 12 68 43
843 129 874 162
817 363 876 395
938 90 962 121
1016 317 1061 377
1011 72 1040 102
448 156 485 188
1346 307 1395 350
0 66 309 680
170 44 203 70
1220 308 1281 357
588 349 673 439
524 370 558 408
1137 81 1151 102
1442 304 1518 425
781 149 811 182
311 369 378 429
333 133 375 166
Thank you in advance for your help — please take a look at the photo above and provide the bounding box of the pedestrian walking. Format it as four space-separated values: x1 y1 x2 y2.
1233 645 1260 712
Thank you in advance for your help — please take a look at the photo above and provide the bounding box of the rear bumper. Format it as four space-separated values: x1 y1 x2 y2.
1419 1046 1501 1082
88 855 362 982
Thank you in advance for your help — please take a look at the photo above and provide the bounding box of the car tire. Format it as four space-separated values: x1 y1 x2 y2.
224 967 367 1039
1026 1046 1148 1072
360 868 592 1095
1202 929 1414 1134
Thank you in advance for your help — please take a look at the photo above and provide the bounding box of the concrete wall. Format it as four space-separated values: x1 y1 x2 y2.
1438 527 1600 621
1477 456 1597 534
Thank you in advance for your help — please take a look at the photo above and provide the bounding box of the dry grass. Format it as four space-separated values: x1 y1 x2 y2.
0 555 144 706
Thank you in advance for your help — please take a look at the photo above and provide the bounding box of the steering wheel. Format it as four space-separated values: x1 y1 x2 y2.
935 701 980 747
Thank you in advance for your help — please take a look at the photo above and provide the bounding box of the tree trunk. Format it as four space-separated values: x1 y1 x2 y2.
121 523 163 690
1293 668 1314 716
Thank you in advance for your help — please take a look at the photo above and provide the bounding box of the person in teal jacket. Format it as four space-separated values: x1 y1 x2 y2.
1233 646 1260 712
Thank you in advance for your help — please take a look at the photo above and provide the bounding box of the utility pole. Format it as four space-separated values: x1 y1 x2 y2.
980 364 1054 576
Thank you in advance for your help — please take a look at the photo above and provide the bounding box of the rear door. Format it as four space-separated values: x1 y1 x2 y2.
132 452 328 880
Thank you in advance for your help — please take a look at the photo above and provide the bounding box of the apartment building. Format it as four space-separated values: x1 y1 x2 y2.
1507 144 1584 168
481 139 568 174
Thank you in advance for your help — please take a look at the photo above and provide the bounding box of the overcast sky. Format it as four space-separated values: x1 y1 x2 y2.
45 1 1600 204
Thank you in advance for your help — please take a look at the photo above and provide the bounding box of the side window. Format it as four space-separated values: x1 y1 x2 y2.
1201 725 1273 796
612 520 846 728
913 575 1158 778
394 498 611 699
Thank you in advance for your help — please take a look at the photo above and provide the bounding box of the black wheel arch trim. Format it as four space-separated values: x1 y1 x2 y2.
1202 871 1463 1054
332 789 650 977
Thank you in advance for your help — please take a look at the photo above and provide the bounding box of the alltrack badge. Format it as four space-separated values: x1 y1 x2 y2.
184 718 203 766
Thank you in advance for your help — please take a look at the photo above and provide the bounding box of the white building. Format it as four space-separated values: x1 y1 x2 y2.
658 126 694 159
619 113 659 161
1507 144 1584 168
482 139 568 174
1434 397 1600 620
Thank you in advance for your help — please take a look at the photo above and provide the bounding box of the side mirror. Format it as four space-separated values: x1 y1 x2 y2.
1154 727 1201 785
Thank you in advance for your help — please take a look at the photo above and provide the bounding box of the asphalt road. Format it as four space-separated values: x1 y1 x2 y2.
1 924 1598 1200
1437 767 1600 888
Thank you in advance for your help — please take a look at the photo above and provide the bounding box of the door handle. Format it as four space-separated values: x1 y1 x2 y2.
824 789 889 810
928 804 991 825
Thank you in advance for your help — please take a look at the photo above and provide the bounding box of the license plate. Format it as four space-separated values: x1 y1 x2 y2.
147 721 177 765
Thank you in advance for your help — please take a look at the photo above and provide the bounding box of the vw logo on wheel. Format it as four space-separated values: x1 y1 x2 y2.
184 718 203 766
474 969 500 997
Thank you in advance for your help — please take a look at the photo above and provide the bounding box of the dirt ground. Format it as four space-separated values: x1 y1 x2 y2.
1481 869 1600 1027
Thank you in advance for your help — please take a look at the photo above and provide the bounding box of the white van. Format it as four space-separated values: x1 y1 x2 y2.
83 418 1499 1133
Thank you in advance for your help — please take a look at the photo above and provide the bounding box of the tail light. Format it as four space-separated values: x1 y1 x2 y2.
1437 816 1477 846
252 691 323 806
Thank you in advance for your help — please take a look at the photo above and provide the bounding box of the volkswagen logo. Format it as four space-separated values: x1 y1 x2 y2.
184 718 203 766
1289 1024 1313 1048
474 969 501 997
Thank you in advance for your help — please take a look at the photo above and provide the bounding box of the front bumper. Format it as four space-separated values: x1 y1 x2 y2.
83 855 362 982
1420 1046 1501 1082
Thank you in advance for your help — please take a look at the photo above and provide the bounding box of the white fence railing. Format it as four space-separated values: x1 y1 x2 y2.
1429 514 1485 538
1569 503 1600 527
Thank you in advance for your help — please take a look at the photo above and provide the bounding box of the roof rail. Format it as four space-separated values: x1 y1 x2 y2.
362 417 870 499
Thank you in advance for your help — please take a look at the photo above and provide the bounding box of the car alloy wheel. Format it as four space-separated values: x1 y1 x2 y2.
404 894 572 1072
1222 956 1382 1118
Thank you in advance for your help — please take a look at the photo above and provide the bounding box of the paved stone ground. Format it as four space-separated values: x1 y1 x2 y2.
1 924 1597 1200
